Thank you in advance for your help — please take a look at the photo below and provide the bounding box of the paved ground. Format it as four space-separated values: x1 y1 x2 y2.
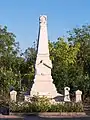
0 115 90 120
24 116 90 120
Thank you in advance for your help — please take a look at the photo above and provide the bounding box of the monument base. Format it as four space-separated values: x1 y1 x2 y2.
30 75 63 99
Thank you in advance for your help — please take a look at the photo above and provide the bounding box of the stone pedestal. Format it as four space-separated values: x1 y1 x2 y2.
10 90 17 102
75 90 82 102
30 15 62 98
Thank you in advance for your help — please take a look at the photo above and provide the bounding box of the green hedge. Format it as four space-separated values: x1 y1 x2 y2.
0 95 9 107
9 96 84 112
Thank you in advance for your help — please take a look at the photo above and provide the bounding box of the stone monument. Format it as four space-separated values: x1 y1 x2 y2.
64 87 70 102
30 15 62 98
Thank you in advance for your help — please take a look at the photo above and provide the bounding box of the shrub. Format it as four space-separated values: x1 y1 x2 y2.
10 101 32 113
0 95 9 107
49 103 62 112
9 96 84 113
31 96 51 112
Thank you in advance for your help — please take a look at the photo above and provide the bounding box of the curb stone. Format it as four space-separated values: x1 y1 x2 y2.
0 114 23 119
10 112 87 117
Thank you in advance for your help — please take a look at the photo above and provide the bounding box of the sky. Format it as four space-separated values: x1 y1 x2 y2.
0 0 90 51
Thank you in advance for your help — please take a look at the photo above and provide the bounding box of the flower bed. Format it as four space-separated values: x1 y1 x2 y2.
9 96 84 113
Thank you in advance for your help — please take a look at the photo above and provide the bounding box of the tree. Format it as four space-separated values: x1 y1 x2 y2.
0 26 22 94
68 24 90 98
49 37 80 94
20 46 36 91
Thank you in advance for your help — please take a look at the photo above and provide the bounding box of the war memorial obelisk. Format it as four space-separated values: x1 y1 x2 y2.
30 15 61 98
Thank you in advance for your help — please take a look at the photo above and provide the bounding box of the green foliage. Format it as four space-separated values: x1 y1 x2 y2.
49 102 83 112
9 97 84 112
0 26 35 94
31 96 51 112
21 47 36 90
67 24 90 98
0 26 22 94
9 96 51 113
0 95 9 107
49 37 80 93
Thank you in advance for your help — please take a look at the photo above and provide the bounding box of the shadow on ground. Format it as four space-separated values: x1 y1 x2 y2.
24 115 90 120
0 115 90 120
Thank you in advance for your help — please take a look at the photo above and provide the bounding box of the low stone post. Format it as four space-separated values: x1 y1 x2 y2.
10 90 17 102
75 90 82 102
64 87 70 102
